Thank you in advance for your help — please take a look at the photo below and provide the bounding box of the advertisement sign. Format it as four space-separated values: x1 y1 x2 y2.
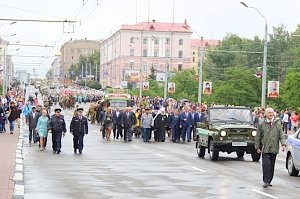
203 81 212 94
168 82 175 93
142 81 149 91
268 81 279 98
124 69 140 82
156 72 166 82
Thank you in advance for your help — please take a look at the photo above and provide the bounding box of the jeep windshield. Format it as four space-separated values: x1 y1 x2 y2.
209 108 252 124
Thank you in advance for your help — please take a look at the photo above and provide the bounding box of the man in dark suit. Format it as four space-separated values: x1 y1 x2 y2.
27 107 39 144
112 107 123 140
121 107 136 142
168 109 180 142
179 107 192 142
70 108 88 154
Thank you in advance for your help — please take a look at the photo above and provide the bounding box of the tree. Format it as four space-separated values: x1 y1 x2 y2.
210 67 261 107
281 70 300 110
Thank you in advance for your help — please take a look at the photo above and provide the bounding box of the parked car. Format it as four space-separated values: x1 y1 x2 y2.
286 130 300 176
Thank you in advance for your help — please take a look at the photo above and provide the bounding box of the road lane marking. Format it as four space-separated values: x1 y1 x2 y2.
156 153 167 158
251 189 278 199
191 166 207 173
131 145 139 148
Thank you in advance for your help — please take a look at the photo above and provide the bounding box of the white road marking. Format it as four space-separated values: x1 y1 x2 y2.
191 166 207 172
131 145 139 148
276 157 285 162
156 153 167 158
251 189 278 199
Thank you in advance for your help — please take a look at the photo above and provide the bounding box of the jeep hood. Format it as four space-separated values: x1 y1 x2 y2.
212 124 256 131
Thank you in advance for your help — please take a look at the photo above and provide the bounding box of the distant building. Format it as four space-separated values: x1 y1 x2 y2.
60 39 101 78
16 70 30 85
0 39 13 93
51 57 60 81
99 20 193 88
190 39 220 69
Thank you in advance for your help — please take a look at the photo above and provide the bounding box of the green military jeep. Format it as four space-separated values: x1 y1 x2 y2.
195 106 260 161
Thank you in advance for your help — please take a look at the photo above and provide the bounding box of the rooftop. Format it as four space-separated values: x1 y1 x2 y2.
121 20 192 33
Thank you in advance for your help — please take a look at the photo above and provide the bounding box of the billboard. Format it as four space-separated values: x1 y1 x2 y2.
203 81 212 94
168 82 175 93
142 81 149 91
124 69 140 82
268 81 279 98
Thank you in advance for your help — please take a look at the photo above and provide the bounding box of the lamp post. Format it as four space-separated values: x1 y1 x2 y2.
241 2 268 108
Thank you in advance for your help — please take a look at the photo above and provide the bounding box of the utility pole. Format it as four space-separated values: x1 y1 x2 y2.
163 56 169 100
95 63 98 81
81 63 83 79
198 37 204 104
85 62 87 87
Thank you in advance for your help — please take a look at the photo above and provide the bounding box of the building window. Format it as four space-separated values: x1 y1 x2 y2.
143 49 148 57
193 57 195 62
153 64 158 70
130 37 135 43
153 37 159 44
143 37 148 44
193 51 195 55
165 38 170 44
165 50 170 58
178 64 182 71
70 48 74 53
178 50 183 58
129 62 134 69
130 49 135 56
179 39 183 45
154 50 159 57
77 49 81 53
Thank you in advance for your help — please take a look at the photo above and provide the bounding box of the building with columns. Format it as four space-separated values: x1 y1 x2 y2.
99 20 193 88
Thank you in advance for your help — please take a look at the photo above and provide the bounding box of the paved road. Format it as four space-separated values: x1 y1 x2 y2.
22 87 300 199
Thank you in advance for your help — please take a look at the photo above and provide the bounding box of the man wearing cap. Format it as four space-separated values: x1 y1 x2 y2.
70 108 88 154
49 108 66 154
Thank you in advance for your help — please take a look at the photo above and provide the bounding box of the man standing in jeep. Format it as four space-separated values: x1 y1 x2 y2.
255 107 286 188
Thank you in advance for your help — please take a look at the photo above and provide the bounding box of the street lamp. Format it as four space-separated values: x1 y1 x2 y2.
241 2 268 108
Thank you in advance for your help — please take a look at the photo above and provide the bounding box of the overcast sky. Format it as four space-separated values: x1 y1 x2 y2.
0 0 299 75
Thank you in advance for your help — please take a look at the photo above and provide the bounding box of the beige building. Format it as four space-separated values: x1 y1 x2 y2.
60 39 101 78
190 39 220 69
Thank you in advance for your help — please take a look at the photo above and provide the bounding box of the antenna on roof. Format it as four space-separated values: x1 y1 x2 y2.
172 0 175 23
135 0 138 24
148 0 150 23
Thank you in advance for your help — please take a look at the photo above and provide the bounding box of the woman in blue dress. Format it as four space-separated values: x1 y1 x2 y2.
36 109 49 151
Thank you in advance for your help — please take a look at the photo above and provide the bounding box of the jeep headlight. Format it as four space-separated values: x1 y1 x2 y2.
252 131 257 136
220 131 227 137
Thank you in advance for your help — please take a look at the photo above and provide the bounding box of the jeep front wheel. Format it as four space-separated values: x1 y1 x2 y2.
209 141 219 161
251 152 261 161
197 143 206 158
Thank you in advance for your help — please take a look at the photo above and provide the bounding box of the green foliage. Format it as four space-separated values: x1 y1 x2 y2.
209 67 261 108
68 50 100 80
281 70 300 110
130 79 164 97
77 80 102 90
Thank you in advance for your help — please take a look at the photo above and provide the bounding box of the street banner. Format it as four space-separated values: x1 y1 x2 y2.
168 82 175 93
203 81 212 94
142 81 149 91
124 69 140 82
268 81 279 98
156 72 166 82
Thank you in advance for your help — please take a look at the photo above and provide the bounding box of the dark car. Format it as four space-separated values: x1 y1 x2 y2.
195 106 260 161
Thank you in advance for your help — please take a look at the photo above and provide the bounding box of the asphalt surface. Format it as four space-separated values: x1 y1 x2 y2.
22 87 300 199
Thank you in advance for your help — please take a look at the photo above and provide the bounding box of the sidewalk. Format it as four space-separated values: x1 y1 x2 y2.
0 124 20 199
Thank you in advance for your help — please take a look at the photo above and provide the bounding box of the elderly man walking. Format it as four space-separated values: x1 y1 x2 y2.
255 107 286 188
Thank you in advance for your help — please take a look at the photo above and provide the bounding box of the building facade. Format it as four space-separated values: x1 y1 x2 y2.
60 39 101 78
190 39 220 69
99 20 193 88
51 57 60 81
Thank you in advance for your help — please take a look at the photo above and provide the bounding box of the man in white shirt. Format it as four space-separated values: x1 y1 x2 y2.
281 110 289 134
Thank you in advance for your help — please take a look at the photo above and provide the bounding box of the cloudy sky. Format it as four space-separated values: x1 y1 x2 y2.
0 0 299 75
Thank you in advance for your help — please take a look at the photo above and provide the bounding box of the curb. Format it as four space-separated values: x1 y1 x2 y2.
12 117 24 199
